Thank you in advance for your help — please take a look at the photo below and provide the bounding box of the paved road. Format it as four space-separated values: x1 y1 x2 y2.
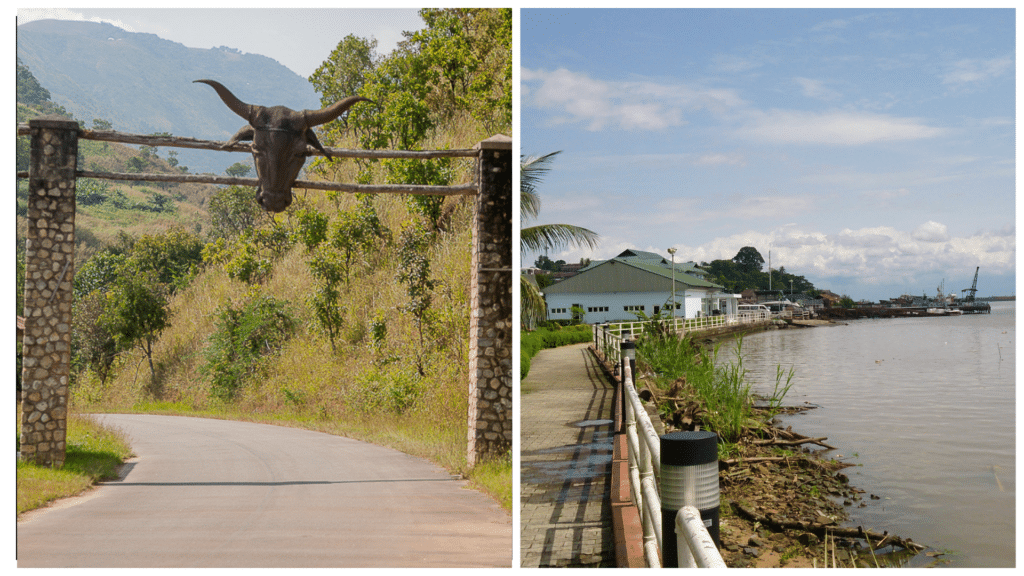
520 343 616 567
17 414 511 568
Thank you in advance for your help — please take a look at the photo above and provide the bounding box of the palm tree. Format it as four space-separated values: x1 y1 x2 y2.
520 151 599 328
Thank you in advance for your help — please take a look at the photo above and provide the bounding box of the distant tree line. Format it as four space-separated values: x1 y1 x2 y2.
700 246 818 297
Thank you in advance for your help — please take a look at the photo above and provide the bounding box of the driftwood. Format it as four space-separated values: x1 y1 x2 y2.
731 501 925 553
753 436 835 449
760 426 837 450
720 453 854 474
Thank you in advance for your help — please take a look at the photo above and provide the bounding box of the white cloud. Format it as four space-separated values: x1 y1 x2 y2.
694 152 746 166
521 67 743 132
740 109 946 145
17 8 134 31
794 77 840 101
942 57 1013 86
712 54 763 73
912 221 950 243
664 223 1013 285
811 18 850 32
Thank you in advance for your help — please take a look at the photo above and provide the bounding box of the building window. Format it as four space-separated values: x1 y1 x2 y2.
551 307 567 314
624 305 645 312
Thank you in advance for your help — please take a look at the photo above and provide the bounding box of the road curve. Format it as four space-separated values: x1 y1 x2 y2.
17 414 511 568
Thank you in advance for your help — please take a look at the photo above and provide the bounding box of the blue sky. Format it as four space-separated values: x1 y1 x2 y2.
521 8 1015 301
15 7 424 78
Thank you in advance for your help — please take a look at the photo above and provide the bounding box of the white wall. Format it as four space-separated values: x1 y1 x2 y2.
544 291 685 323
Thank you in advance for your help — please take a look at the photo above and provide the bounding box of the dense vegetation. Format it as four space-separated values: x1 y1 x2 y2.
17 9 512 508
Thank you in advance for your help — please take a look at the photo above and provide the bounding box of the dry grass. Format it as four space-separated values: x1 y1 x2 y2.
70 144 509 509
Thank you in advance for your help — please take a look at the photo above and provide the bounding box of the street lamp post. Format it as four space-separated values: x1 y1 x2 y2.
667 248 678 323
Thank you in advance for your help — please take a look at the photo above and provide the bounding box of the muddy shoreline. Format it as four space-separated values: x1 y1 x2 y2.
600 319 933 567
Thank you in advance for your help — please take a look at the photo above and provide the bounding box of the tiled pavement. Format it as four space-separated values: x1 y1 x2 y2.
520 343 616 568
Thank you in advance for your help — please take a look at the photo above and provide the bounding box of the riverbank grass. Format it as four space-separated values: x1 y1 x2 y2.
17 413 134 515
636 334 772 446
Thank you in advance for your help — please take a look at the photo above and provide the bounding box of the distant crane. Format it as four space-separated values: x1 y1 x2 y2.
962 267 980 302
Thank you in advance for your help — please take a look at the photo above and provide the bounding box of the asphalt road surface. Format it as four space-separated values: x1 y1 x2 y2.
17 414 511 568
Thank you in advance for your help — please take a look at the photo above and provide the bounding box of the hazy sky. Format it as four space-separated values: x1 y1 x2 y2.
16 7 425 78
522 8 1015 301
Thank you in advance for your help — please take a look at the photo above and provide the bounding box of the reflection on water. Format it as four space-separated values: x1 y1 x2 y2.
722 301 1015 568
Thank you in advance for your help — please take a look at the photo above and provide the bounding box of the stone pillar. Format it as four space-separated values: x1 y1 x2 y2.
20 117 79 467
467 134 512 466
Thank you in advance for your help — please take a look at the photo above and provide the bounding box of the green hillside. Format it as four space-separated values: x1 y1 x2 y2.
17 9 512 508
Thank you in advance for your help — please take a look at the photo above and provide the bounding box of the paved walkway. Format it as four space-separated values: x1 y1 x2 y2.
520 343 616 567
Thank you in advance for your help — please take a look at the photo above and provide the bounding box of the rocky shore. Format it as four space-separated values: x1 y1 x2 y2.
637 320 930 568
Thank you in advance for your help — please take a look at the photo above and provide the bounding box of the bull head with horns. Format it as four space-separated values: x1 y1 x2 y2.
195 79 372 213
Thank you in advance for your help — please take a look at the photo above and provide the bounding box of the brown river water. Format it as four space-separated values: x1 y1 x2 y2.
722 301 1015 567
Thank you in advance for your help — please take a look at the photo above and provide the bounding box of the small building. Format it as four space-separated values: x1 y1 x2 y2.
541 249 739 323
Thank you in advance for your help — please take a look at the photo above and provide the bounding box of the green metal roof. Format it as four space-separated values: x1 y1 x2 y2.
544 254 723 295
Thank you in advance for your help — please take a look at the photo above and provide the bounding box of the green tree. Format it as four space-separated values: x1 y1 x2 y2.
125 227 204 294
73 250 128 300
208 185 262 239
225 162 252 178
397 221 437 374
404 9 511 131
520 151 599 329
100 270 170 381
732 246 765 273
71 290 118 384
309 34 379 111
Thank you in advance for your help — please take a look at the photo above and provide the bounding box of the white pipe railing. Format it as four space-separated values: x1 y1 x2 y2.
676 506 727 568
623 360 662 566
596 311 770 367
622 360 725 568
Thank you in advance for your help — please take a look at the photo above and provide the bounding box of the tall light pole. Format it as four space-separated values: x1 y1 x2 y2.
667 248 678 321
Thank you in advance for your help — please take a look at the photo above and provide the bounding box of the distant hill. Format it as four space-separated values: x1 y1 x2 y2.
17 19 323 174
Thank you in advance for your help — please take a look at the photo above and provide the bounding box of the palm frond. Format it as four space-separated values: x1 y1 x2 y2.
520 151 561 221
520 223 600 254
520 276 547 329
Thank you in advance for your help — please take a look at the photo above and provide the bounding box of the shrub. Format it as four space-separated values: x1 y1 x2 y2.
201 291 296 400
520 325 593 379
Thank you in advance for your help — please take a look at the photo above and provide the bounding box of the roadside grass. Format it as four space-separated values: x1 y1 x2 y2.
17 413 134 515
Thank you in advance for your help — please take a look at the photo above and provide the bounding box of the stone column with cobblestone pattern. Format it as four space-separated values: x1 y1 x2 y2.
20 117 79 468
467 134 512 466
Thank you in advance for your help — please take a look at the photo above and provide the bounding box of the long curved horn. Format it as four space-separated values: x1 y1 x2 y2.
194 79 254 121
302 96 374 128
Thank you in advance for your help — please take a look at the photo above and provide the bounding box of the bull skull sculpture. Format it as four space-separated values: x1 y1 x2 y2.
195 79 372 213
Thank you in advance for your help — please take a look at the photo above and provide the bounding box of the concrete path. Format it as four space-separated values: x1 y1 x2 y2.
520 342 616 567
17 414 511 568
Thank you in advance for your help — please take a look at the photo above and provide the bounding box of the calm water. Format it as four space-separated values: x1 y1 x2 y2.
723 301 1015 567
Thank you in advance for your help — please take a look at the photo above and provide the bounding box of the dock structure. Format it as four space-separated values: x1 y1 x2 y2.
818 303 990 320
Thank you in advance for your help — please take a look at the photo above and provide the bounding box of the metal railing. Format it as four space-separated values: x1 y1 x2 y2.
595 311 770 367
676 506 727 568
621 357 725 568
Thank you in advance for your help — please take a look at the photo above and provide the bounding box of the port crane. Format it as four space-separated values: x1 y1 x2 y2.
962 266 980 302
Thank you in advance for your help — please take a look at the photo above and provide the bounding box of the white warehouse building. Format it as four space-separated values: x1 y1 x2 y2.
541 249 740 324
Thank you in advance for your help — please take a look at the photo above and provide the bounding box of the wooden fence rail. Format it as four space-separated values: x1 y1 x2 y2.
15 123 479 196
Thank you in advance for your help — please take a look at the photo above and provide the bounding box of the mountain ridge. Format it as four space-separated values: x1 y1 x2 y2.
17 19 321 141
